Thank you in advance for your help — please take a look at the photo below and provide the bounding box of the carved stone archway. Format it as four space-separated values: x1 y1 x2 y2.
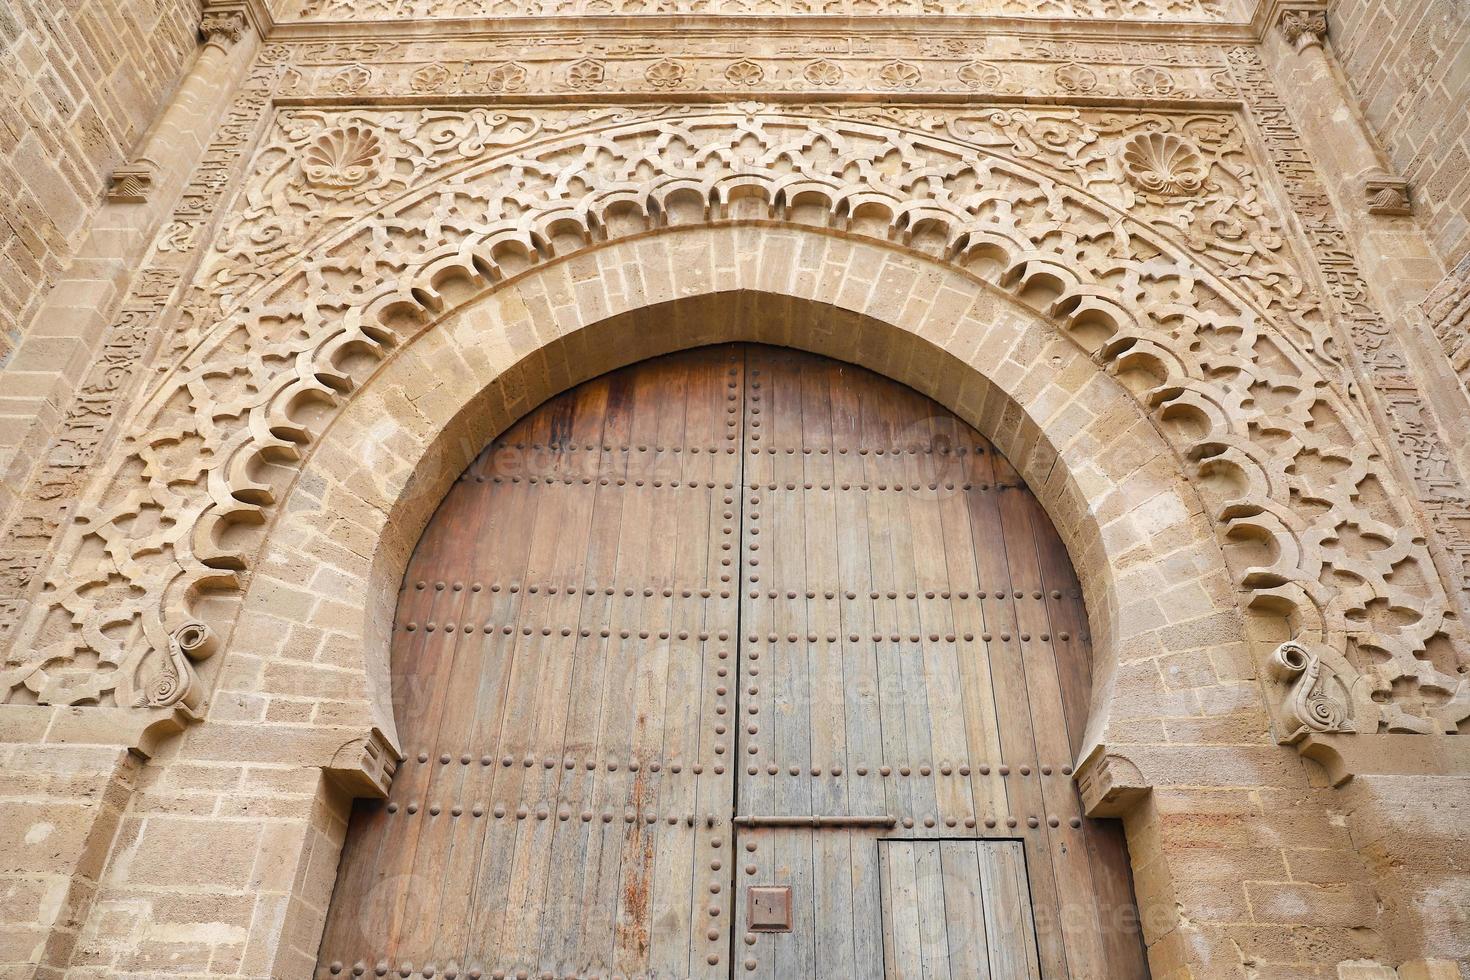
231 230 1242 769
6 106 1465 772
219 228 1241 974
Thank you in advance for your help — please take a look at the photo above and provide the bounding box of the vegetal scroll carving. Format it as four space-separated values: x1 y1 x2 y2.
1280 10 1328 53
3 106 1467 743
1268 640 1353 742
136 622 217 713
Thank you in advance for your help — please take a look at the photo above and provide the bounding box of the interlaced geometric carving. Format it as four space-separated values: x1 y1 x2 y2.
3 105 1466 736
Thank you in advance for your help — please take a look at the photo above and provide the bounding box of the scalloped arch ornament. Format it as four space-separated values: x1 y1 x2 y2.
4 106 1467 738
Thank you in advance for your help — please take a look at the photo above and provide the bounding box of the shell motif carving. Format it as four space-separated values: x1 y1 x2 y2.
1120 131 1208 196
302 125 386 190
567 58 605 90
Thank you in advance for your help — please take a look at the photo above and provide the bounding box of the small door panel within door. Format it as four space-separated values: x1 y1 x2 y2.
315 344 1149 980
879 840 1042 980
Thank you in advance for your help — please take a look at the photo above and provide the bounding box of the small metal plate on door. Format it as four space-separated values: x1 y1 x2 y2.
748 886 793 932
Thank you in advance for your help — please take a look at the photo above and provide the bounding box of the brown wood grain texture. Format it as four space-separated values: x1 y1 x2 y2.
316 344 1148 979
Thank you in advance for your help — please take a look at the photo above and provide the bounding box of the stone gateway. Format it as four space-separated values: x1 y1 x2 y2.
0 1 1466 978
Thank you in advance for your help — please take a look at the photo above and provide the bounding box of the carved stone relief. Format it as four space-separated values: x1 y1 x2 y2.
281 0 1236 20
1229 47 1470 733
1268 639 1356 742
1279 9 1328 52
266 35 1236 102
2 96 1466 741
0 58 280 684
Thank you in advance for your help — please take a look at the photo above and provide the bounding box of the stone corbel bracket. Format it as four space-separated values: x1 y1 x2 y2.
107 161 156 203
1074 746 1150 818
1267 639 1357 744
326 726 401 799
1279 8 1328 52
1365 171 1413 216
131 621 217 715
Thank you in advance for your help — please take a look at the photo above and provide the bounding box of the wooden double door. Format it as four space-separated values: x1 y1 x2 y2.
316 344 1148 979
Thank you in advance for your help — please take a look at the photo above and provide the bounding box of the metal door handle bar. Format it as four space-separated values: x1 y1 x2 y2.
733 814 898 828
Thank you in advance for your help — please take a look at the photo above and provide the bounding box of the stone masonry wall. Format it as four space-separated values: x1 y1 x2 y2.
1330 0 1470 268
0 0 200 361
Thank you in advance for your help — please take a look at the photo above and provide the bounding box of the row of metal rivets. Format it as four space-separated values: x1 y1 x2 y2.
404 582 1078 601
398 624 1072 643
470 476 736 486
377 803 1083 830
483 442 993 455
327 963 644 978
383 803 727 822
739 762 1075 777
739 480 1019 491
408 584 731 595
332 958 724 976
739 630 1069 642
407 753 1072 776
402 624 736 638
487 442 737 451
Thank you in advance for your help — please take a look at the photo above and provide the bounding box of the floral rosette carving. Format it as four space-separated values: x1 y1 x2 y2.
1056 63 1096 92
567 59 605 90
725 60 765 86
483 62 527 93
803 60 842 87
1129 65 1174 96
327 64 371 94
877 61 921 89
410 63 451 93
645 59 686 89
957 62 1003 90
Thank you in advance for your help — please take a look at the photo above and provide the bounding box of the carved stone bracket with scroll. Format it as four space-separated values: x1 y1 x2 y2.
1267 639 1357 744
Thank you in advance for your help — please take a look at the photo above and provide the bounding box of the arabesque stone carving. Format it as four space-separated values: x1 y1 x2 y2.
137 621 217 712
3 102 1468 742
199 9 247 47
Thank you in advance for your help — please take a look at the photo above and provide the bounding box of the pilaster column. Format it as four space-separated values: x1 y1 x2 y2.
0 5 262 528
1261 5 1470 568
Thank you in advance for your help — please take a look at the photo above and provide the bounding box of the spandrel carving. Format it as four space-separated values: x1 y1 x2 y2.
4 104 1465 742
